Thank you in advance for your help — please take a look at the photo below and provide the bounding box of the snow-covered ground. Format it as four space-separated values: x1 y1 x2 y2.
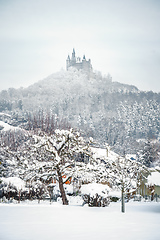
0 201 160 240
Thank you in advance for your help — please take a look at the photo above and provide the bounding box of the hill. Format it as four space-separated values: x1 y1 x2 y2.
0 68 160 155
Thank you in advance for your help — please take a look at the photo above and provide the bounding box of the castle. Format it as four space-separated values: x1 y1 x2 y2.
66 49 92 73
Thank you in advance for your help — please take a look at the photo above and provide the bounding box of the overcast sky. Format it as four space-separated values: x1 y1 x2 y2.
0 0 160 92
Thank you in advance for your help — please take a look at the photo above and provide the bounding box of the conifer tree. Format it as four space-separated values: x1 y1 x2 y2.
140 139 158 167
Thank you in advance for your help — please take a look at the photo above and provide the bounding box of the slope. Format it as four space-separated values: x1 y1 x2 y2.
0 68 160 155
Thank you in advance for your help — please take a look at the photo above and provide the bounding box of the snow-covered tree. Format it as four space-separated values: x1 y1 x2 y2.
22 129 92 205
139 139 159 167
108 156 148 213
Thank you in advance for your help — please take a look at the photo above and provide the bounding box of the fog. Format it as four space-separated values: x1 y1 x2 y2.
0 0 160 92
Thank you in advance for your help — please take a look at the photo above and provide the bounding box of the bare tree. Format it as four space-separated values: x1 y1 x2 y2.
25 129 92 205
108 155 148 213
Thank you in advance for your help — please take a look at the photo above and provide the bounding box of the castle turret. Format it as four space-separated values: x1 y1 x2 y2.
66 55 70 70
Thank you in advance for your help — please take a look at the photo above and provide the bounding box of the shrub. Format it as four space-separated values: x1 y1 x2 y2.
82 193 110 207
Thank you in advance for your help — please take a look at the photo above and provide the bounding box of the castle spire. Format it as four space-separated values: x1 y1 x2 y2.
72 48 75 58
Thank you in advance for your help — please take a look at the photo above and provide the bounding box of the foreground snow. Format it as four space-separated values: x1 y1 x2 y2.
0 201 160 240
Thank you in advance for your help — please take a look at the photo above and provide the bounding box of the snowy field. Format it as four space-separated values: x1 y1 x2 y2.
0 201 160 240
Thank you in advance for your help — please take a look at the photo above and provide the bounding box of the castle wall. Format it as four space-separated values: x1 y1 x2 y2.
82 59 92 72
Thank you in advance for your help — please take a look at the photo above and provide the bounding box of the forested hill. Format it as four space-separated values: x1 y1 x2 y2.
0 68 160 154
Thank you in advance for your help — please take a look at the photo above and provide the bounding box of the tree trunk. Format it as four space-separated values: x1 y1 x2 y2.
121 187 125 213
57 165 68 205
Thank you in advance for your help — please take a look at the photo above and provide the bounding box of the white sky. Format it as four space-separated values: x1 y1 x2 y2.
0 0 160 92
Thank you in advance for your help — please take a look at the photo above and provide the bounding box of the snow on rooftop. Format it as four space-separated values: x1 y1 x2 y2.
147 171 160 186
0 113 11 117
0 121 21 132
126 154 137 160
91 147 118 161
155 166 160 172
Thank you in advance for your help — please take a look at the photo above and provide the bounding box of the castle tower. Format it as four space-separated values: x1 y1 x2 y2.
72 48 75 58
71 48 76 65
66 55 70 70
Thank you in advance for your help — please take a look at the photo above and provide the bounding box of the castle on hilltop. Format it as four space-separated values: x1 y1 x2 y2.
66 49 92 73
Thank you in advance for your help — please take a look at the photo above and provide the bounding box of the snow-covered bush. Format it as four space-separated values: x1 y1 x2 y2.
0 177 25 201
80 183 110 207
82 193 110 207
0 177 47 202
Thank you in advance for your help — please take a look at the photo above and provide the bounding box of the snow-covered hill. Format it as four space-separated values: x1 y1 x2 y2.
0 68 160 155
